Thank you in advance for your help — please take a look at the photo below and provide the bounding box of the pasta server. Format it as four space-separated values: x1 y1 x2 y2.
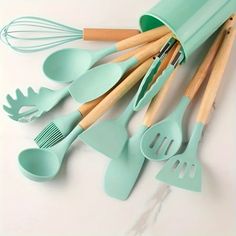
3 46 143 122
157 27 236 192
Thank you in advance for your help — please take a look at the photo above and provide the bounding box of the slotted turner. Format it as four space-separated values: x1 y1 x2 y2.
157 27 236 192
140 20 229 161
104 46 180 200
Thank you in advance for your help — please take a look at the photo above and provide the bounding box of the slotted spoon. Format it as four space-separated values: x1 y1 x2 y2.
43 26 170 83
157 27 236 192
141 22 227 161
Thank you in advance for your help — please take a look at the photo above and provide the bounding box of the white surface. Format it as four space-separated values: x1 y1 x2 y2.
0 1 236 236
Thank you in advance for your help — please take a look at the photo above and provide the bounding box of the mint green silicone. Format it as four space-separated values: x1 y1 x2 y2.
104 125 148 200
140 0 236 59
134 63 175 111
79 97 136 159
141 96 190 161
156 123 204 192
43 46 117 83
35 111 82 148
3 87 69 122
18 126 84 182
69 57 138 103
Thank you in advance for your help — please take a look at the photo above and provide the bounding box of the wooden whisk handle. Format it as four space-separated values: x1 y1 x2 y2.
197 28 236 124
83 28 140 41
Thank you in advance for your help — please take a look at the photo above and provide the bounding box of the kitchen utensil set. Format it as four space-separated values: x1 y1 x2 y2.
1 16 140 53
1 5 235 200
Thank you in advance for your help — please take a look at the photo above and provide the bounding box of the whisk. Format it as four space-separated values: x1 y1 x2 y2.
0 16 140 53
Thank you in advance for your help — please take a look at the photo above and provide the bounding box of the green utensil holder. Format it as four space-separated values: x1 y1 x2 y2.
140 0 236 59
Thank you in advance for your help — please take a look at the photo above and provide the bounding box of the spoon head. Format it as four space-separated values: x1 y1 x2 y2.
43 48 93 83
18 148 60 182
141 120 183 161
69 63 124 103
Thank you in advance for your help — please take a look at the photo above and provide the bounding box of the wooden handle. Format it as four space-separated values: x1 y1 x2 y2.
184 16 236 100
134 33 172 63
115 26 170 51
83 28 140 41
197 28 236 124
143 44 181 127
112 44 150 63
79 58 154 129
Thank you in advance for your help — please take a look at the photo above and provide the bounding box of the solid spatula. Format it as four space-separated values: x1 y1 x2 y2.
157 27 236 192
104 46 180 200
78 58 153 159
140 19 229 161
68 34 171 103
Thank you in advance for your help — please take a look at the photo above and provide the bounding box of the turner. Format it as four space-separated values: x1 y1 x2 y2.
157 28 236 192
104 46 180 200
140 19 229 161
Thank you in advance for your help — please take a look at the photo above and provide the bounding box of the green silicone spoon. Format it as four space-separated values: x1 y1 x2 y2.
43 26 170 83
69 34 171 103
141 24 226 161
157 28 236 192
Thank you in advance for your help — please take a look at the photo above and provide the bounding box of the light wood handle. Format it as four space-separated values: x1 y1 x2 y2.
143 44 181 127
197 28 236 124
79 58 154 129
112 44 150 63
83 28 140 41
184 16 236 100
134 33 172 63
115 26 170 51
78 94 106 116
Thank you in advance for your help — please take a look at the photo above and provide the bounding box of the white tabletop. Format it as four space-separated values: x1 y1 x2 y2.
0 0 236 236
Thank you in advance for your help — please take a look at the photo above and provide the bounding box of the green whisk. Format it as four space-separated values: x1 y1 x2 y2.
0 16 140 53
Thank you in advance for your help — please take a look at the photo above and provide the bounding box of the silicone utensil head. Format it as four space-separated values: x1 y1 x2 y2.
140 0 236 59
141 96 190 160
69 58 137 103
18 148 60 182
80 119 129 159
43 48 95 83
156 123 204 192
141 119 183 161
104 126 147 200
18 126 84 181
